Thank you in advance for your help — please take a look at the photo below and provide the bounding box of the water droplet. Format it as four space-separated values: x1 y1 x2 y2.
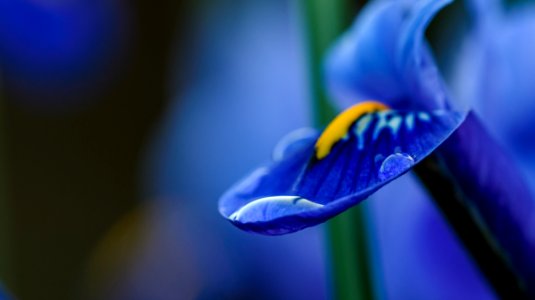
378 153 415 181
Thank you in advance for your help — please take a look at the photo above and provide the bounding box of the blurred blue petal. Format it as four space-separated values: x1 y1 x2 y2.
455 4 535 161
324 0 452 110
220 106 465 235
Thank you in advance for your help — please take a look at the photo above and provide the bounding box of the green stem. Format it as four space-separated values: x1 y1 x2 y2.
327 206 374 300
300 1 374 299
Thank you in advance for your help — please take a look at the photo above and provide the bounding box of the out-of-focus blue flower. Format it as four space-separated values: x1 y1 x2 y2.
455 0 535 167
449 0 535 293
324 0 535 298
0 0 128 110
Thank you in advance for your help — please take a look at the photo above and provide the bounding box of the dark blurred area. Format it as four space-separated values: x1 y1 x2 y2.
0 0 190 299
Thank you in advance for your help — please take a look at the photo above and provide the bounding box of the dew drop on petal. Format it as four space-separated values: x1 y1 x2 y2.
378 153 415 181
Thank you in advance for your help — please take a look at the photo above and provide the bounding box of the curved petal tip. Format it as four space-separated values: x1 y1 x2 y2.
324 0 452 110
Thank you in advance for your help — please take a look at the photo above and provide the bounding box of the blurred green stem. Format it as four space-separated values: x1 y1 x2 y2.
300 1 374 299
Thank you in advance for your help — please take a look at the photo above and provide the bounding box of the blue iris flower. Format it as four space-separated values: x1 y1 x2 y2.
218 3 468 236
219 0 534 263
220 0 535 297
219 0 466 235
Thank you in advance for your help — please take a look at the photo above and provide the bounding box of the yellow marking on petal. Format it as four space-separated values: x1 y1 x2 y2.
315 101 389 160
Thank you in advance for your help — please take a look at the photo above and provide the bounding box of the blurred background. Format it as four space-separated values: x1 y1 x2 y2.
1 0 535 299
0 0 330 299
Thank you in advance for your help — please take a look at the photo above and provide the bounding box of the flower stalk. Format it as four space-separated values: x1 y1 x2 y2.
300 0 374 299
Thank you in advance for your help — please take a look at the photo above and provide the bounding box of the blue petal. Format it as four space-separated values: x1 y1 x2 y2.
436 112 535 294
219 109 466 235
324 0 451 110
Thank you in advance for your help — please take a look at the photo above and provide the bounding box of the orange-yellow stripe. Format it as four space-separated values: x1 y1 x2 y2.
314 101 389 160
